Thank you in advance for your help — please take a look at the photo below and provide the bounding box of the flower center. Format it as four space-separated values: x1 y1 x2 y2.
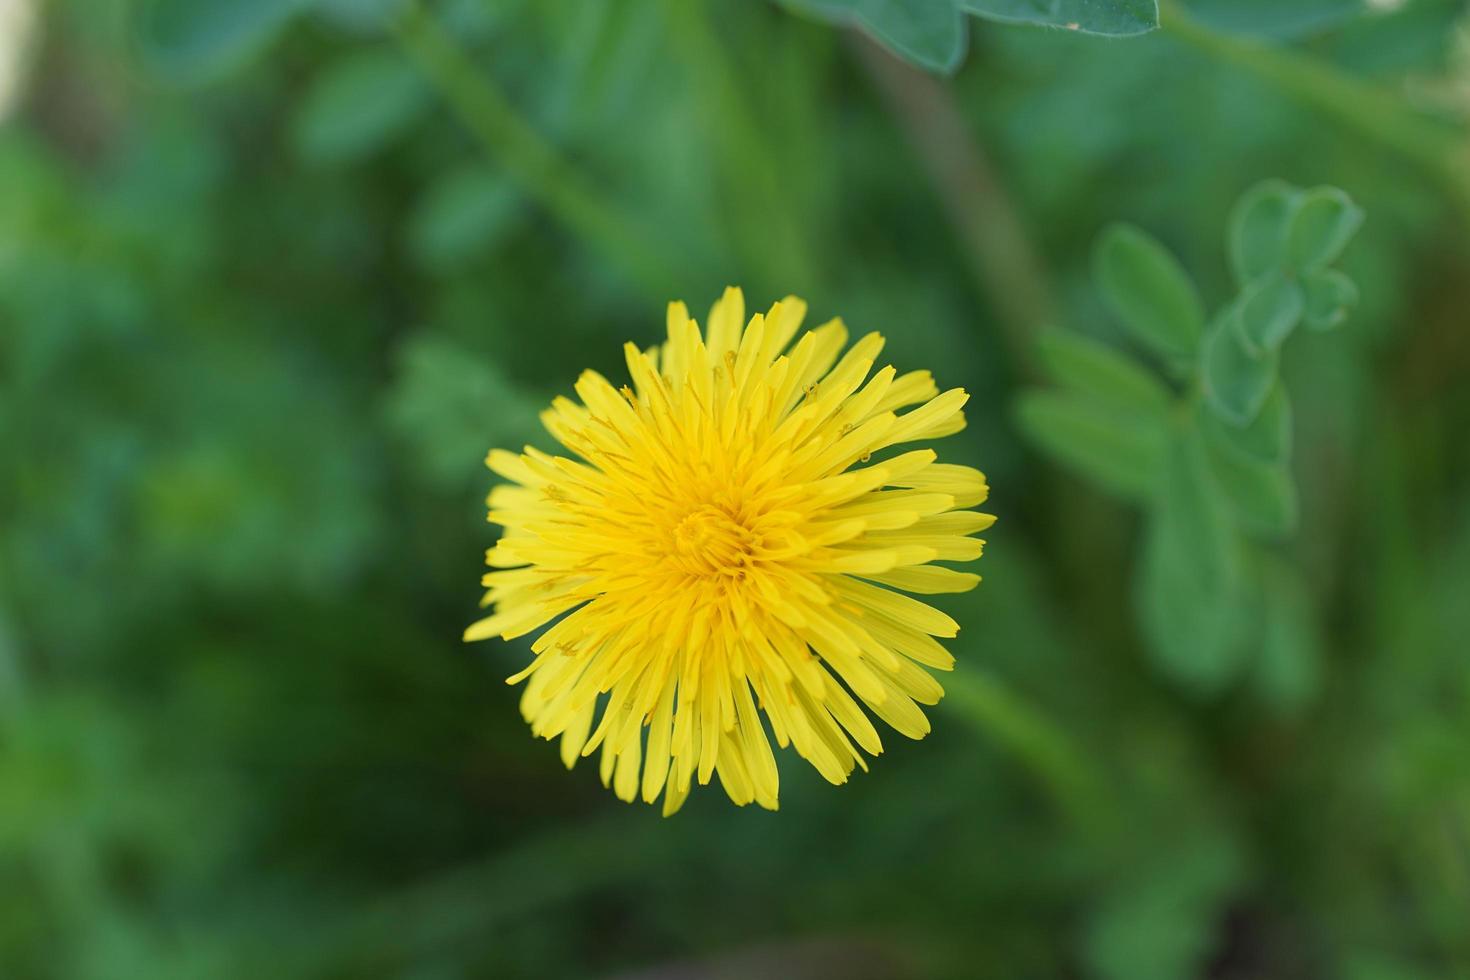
669 504 759 579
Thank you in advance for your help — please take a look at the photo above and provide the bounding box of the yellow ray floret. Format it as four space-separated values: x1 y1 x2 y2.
466 288 993 814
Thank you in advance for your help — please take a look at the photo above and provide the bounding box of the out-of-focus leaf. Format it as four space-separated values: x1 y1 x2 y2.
1184 0 1369 39
1034 329 1173 416
1016 390 1166 502
1229 179 1296 286
133 338 381 595
1203 433 1298 537
1344 951 1440 980
312 0 405 33
442 0 519 36
137 0 306 81
1094 223 1205 364
1086 825 1244 980
1303 269 1360 331
409 167 522 271
293 51 429 166
1198 382 1291 463
778 0 968 74
778 0 1155 73
1202 312 1279 426
1288 186 1364 273
384 335 544 489
1137 427 1244 693
1254 556 1322 715
959 0 1158 36
1236 270 1305 354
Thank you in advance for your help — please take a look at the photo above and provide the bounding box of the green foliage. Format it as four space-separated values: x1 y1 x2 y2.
961 0 1157 36
777 0 969 73
1202 306 1279 423
1202 432 1298 535
137 0 307 81
293 49 430 165
408 166 522 270
1197 382 1291 463
315 0 407 33
8 2 1470 978
1022 179 1364 698
1034 329 1173 416
1236 271 1305 353
1288 186 1366 272
1015 390 1165 500
384 334 543 489
1230 179 1298 283
1184 0 1370 39
1303 269 1360 330
1252 554 1322 715
1230 181 1365 286
1138 428 1245 692
1094 223 1205 366
1086 823 1244 980
775 0 1157 74
1207 180 1363 424
1019 330 1172 500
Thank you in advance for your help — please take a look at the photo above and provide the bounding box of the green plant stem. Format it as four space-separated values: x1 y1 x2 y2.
943 667 1113 832
851 33 1057 371
1160 0 1470 220
394 3 680 299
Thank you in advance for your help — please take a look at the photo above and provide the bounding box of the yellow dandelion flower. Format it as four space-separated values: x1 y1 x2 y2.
466 287 993 814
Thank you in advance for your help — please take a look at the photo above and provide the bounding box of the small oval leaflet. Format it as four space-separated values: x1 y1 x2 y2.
1302 269 1360 331
1095 223 1206 365
1236 271 1305 354
1287 187 1365 274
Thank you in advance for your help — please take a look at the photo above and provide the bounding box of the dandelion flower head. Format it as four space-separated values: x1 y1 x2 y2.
467 288 993 814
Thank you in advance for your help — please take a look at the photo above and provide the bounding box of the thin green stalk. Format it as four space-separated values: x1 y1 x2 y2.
943 667 1113 832
852 33 1057 372
394 4 680 299
1160 0 1470 219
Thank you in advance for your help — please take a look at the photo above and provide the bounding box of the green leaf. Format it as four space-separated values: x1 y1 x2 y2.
1034 330 1173 417
1198 382 1291 463
958 0 1158 36
1344 951 1440 980
779 0 968 74
1202 432 1298 537
312 0 405 33
1137 428 1245 693
137 0 306 82
409 167 522 271
1287 186 1364 273
1086 826 1243 980
1235 271 1304 354
1201 312 1278 426
861 0 968 71
383 335 543 489
1184 0 1369 40
292 51 429 166
1095 224 1205 364
1302 269 1360 331
1253 556 1322 716
1015 391 1165 502
1229 179 1296 286
776 0 1154 74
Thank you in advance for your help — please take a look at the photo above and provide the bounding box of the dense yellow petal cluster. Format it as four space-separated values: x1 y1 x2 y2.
467 288 992 814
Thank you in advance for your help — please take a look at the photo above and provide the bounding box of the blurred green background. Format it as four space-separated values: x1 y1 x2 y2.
3 0 1470 977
